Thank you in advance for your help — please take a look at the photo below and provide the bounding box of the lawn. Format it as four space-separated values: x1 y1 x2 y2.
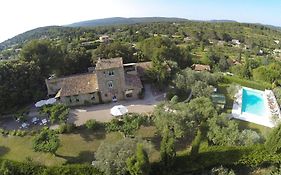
0 126 161 166
0 129 123 166
236 120 272 139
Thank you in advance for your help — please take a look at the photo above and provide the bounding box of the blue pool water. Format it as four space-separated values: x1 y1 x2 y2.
241 88 267 116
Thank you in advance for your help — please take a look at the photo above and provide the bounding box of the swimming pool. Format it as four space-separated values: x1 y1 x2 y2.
241 88 267 116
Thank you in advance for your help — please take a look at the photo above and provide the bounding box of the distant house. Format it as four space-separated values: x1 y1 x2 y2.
184 37 192 42
232 39 241 45
99 35 110 43
217 40 226 46
191 64 211 72
257 49 264 55
232 59 242 66
46 57 145 106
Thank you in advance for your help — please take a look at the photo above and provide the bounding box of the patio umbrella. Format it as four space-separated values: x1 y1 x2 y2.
35 100 45 108
110 105 128 116
46 98 56 105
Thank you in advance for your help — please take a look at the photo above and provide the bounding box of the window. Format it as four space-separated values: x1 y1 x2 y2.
108 71 114 76
91 96 95 100
108 81 113 88
126 93 133 98
76 98 79 102
125 90 133 98
112 95 117 102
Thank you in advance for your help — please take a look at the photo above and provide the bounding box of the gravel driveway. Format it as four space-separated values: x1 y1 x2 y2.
68 84 165 126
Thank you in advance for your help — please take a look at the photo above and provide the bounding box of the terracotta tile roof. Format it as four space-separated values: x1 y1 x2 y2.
125 74 143 89
136 62 152 76
95 57 123 70
191 64 211 71
55 73 98 97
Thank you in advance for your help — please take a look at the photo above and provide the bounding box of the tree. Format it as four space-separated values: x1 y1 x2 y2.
95 138 150 175
93 42 137 63
191 81 213 98
173 68 218 99
0 160 17 175
126 144 150 175
218 57 230 71
238 129 261 146
186 97 217 155
20 39 63 77
153 102 192 138
208 114 261 146
33 128 60 154
147 49 174 89
0 60 45 114
227 84 241 99
252 63 281 84
266 124 281 153
59 46 92 76
160 127 176 171
207 114 240 146
273 87 281 106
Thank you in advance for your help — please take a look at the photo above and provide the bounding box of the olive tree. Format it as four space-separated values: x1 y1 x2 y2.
94 138 151 175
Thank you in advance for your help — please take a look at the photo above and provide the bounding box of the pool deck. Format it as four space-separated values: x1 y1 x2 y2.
231 87 279 128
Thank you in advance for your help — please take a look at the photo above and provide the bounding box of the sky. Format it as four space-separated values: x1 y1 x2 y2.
0 0 281 42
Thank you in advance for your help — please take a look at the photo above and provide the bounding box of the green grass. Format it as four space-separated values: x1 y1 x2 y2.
236 120 272 139
0 127 162 166
0 129 123 166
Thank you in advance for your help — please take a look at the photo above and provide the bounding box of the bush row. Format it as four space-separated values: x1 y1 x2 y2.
222 76 271 90
153 144 280 174
0 159 102 175
0 128 28 137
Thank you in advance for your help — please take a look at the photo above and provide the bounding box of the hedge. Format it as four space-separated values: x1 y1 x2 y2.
222 76 271 90
0 159 102 175
151 144 281 175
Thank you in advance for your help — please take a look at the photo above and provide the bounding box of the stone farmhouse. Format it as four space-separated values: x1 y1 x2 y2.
45 57 151 106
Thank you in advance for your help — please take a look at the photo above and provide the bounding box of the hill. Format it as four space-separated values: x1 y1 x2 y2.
0 17 189 50
1 17 281 53
66 17 188 27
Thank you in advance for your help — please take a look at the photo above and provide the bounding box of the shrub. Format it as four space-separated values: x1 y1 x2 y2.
170 95 179 104
211 165 236 175
106 113 147 137
33 128 60 154
85 119 100 130
57 123 76 134
15 130 27 137
40 104 69 124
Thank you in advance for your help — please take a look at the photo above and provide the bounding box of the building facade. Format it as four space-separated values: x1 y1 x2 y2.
45 57 145 106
